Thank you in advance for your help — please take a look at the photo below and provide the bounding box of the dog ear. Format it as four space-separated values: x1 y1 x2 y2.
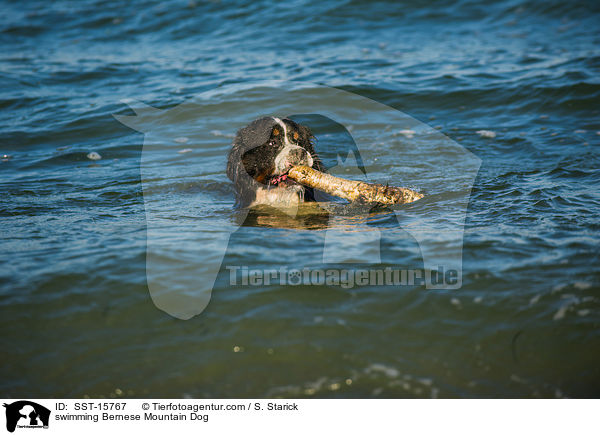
297 124 325 172
298 124 313 144
238 117 278 151
227 117 276 183
227 117 278 205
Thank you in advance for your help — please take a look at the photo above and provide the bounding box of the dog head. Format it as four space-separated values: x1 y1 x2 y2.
227 117 323 206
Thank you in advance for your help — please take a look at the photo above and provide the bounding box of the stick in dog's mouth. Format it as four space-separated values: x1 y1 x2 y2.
287 165 423 205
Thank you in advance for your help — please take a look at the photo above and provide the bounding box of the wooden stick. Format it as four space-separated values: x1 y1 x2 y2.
287 165 423 205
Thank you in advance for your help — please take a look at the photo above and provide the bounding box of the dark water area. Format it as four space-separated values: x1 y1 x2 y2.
1 0 600 398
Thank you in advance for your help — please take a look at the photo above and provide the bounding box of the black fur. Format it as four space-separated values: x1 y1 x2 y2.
227 117 324 206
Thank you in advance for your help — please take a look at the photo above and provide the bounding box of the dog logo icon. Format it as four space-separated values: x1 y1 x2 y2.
3 401 50 432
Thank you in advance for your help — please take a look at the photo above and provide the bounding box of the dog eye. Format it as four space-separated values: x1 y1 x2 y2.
293 132 299 141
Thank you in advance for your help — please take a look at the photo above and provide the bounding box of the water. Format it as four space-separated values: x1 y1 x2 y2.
1 0 599 398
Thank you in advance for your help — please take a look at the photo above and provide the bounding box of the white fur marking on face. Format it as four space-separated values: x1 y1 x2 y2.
271 117 314 173
274 145 313 173
272 117 292 147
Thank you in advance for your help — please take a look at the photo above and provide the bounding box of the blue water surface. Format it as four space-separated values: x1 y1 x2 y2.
1 0 599 398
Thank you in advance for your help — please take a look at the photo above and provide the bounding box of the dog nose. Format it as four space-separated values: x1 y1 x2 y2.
288 147 310 165
275 145 314 173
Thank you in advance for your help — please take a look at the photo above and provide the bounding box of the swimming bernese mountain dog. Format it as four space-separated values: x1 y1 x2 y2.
227 117 325 207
